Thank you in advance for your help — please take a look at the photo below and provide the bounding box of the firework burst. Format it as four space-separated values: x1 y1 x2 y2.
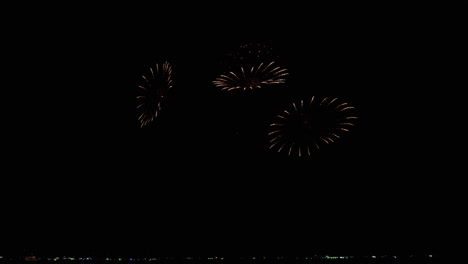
268 96 358 157
213 41 288 91
212 61 289 91
225 41 280 66
136 61 173 128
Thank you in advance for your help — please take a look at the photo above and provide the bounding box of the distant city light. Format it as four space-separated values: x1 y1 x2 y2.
0 254 438 263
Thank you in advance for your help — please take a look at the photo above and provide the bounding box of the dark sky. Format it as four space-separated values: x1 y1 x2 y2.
3 0 466 258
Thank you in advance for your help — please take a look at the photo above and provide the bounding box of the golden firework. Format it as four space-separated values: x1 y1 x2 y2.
136 61 173 128
268 96 358 157
212 61 288 91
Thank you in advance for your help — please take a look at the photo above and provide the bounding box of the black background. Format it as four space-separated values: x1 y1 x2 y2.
2 0 466 258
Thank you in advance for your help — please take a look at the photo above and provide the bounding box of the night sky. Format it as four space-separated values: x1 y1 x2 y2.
3 0 466 259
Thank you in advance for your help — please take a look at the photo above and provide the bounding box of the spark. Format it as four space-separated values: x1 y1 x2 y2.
136 61 173 128
267 96 358 157
213 61 288 91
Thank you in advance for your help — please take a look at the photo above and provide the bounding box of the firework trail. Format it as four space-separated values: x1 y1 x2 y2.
213 42 289 91
136 61 173 128
268 96 358 157
213 61 288 91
